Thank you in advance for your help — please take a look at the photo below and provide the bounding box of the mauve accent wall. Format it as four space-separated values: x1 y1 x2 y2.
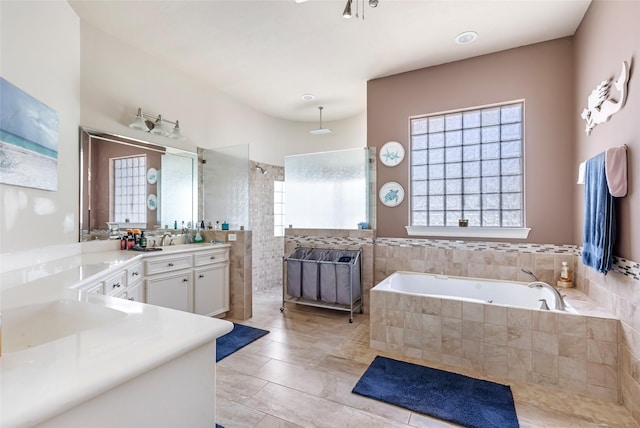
574 0 640 263
368 38 575 244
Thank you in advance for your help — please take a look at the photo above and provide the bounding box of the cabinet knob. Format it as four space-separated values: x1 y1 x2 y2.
113 282 121 288
132 271 139 276
199 274 205 278
182 278 189 282
210 256 216 260
168 262 174 267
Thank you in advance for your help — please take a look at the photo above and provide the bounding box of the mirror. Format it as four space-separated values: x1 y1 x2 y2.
80 127 197 241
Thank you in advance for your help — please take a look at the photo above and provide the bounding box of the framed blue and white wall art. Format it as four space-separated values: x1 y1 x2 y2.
0 77 59 191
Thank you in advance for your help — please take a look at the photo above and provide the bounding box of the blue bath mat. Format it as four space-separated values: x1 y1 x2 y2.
216 323 269 362
352 356 519 428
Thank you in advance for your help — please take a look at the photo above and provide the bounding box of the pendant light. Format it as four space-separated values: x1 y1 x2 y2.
310 106 332 135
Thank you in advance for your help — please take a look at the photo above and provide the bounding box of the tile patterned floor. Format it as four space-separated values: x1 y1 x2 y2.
217 290 638 428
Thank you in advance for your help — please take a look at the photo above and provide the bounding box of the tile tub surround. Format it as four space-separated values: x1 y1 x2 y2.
373 238 640 426
370 287 620 403
575 262 640 424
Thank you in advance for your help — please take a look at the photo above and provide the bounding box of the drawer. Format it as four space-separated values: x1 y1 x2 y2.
103 271 127 296
145 254 193 276
84 282 104 295
194 248 229 267
127 262 143 286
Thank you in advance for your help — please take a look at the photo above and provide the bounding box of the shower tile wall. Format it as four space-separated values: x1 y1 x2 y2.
250 161 285 290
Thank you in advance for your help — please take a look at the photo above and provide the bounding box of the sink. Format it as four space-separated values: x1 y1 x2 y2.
3 300 127 353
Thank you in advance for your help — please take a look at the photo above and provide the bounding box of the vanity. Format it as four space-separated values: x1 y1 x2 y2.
1 242 232 428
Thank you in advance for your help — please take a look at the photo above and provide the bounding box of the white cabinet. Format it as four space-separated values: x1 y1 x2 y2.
75 245 230 316
194 264 229 316
193 248 230 317
103 271 127 296
113 282 144 303
146 271 192 312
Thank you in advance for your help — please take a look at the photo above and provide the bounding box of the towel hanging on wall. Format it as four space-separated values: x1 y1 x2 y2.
576 145 627 196
582 152 615 274
605 145 627 197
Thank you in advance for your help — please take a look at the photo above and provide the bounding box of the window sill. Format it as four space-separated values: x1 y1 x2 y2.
405 226 531 240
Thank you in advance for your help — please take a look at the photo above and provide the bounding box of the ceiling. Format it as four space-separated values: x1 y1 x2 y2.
69 0 591 123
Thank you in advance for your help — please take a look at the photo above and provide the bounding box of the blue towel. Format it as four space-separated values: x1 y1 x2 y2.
582 152 615 274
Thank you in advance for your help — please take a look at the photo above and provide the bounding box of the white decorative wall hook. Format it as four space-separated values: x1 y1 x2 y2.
581 60 630 135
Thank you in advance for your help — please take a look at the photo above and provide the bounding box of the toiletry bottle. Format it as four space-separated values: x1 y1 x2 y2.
134 229 141 246
201 219 205 230
140 231 147 248
127 230 135 249
174 220 178 230
222 221 229 231
560 262 571 282
120 233 127 250
215 221 220 230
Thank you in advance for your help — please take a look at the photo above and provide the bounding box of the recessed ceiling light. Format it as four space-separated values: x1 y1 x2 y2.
455 31 478 45
301 94 316 101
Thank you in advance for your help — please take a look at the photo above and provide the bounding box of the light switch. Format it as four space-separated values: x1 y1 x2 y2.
228 234 237 241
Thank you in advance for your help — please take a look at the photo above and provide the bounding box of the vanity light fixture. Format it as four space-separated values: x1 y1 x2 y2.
343 0 352 18
128 108 185 140
343 0 378 20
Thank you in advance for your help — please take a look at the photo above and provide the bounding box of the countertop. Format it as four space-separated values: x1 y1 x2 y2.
1 242 233 427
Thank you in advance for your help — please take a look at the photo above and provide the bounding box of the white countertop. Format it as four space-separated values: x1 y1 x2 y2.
1 243 233 427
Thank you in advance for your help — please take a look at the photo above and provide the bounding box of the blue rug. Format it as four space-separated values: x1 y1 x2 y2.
352 356 519 428
216 323 269 362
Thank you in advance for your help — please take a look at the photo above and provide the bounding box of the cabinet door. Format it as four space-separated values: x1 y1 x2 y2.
194 263 229 317
145 271 192 312
125 283 144 303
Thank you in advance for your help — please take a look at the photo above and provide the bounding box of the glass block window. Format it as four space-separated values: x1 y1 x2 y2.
274 180 285 237
113 155 147 223
410 102 524 228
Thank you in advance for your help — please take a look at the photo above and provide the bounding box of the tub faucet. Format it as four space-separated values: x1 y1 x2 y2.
528 281 566 311
521 268 539 282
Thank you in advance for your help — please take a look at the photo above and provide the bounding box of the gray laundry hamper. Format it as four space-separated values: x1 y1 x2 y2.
285 247 310 298
319 250 361 304
281 247 363 322
301 248 327 300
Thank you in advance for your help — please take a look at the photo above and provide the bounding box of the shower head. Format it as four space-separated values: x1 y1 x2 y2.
256 165 268 175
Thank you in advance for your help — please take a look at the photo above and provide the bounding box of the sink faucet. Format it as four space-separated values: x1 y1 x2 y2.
521 268 539 282
528 281 566 311
160 233 172 246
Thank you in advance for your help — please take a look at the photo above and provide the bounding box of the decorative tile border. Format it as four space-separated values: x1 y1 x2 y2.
375 237 577 253
376 237 640 281
285 235 375 248
612 256 640 281
285 234 640 282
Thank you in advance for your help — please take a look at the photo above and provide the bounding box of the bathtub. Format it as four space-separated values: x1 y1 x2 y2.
368 271 622 402
373 271 576 313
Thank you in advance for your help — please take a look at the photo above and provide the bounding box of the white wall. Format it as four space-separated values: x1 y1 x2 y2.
0 1 81 255
79 22 366 167
0 5 364 258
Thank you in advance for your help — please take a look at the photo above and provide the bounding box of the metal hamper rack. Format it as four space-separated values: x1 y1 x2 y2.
281 246 363 323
